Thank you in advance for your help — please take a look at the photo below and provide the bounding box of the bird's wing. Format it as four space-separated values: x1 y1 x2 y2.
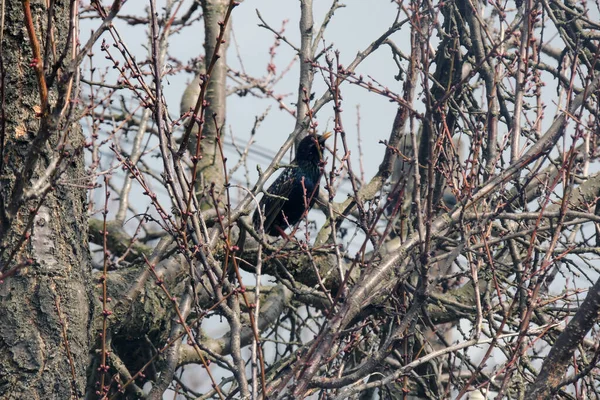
255 168 297 233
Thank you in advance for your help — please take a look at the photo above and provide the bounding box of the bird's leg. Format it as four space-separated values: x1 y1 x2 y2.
275 225 290 240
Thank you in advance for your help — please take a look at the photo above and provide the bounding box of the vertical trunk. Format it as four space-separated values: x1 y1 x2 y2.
195 0 231 201
0 1 92 398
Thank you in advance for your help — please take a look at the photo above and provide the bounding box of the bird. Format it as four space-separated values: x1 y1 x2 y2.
253 132 332 237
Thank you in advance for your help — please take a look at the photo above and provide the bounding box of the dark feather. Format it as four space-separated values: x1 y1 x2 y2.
253 133 330 236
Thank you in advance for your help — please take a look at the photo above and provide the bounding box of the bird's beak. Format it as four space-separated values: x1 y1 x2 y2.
321 131 333 141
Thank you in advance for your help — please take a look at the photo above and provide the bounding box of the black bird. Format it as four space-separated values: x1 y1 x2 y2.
253 132 331 236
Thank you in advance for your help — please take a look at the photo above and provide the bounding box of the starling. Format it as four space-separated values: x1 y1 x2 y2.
253 132 331 236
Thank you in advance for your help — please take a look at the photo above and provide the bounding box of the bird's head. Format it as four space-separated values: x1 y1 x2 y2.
295 131 332 164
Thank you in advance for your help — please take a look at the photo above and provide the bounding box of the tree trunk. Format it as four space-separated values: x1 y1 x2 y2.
192 0 230 203
0 1 92 398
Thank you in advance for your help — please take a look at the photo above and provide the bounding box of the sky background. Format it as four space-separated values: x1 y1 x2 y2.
86 0 600 206
114 0 409 189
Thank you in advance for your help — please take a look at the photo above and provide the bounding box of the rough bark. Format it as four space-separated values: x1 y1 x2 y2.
525 277 600 400
0 0 92 398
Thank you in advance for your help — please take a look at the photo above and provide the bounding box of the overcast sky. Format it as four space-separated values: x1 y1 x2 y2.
104 1 409 189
